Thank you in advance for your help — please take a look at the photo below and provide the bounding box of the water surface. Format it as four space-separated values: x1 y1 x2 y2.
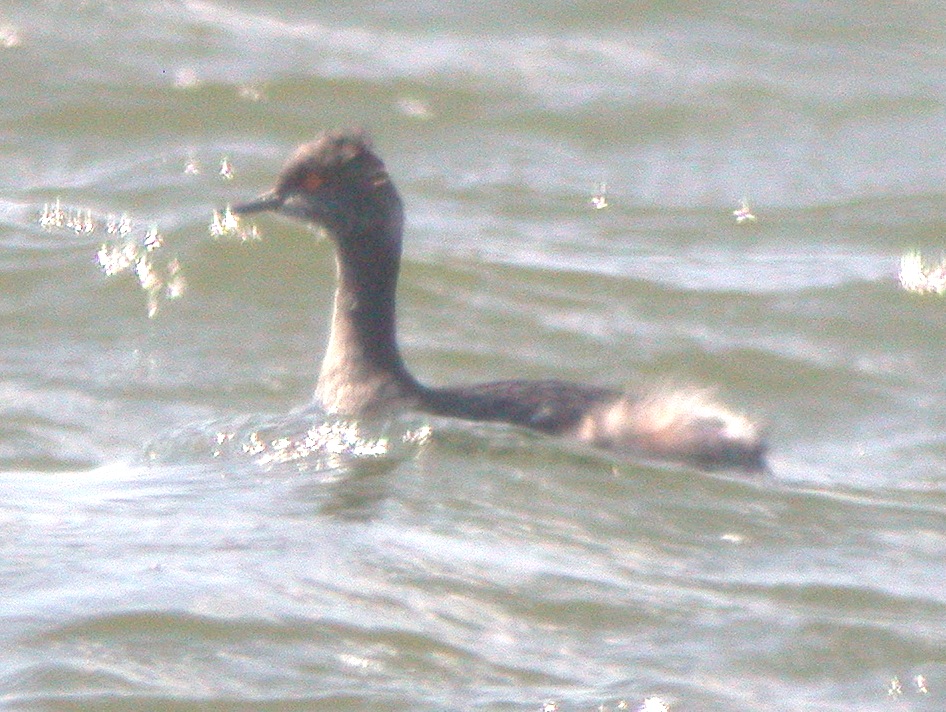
2 1 945 710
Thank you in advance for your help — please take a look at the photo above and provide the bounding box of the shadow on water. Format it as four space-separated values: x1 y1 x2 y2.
292 457 403 522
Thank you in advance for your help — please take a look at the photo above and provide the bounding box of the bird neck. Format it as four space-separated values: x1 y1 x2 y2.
316 223 418 413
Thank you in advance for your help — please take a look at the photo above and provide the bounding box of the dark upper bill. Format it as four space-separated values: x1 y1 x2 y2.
230 190 283 215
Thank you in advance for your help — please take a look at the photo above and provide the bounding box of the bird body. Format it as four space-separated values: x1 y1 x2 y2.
233 130 767 471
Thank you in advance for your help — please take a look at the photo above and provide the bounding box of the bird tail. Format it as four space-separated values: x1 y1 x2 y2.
576 386 767 472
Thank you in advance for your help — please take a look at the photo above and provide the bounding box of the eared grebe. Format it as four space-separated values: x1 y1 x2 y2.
232 130 767 471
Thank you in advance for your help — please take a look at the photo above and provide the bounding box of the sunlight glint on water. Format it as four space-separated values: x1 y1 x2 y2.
4 1 946 710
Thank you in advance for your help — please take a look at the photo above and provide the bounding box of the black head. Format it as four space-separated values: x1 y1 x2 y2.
232 130 402 241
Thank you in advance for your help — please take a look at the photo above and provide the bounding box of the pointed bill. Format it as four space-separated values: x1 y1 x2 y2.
230 189 283 215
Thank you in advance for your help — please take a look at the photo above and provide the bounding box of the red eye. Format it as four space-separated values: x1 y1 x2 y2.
302 172 325 192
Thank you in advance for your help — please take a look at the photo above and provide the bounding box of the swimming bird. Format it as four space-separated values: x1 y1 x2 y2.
232 130 767 471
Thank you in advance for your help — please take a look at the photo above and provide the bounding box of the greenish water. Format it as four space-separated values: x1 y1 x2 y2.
2 1 946 710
